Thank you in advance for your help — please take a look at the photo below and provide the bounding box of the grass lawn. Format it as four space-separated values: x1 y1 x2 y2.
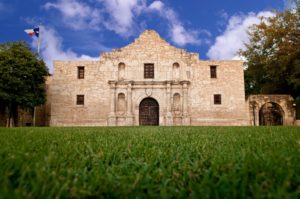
0 126 299 198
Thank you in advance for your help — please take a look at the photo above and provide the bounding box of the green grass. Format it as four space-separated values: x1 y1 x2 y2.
0 126 299 198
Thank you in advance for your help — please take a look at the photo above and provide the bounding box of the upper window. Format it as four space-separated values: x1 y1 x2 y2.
210 65 217 78
78 66 85 79
173 62 180 68
144 64 154 79
76 95 84 105
118 63 125 80
173 62 180 80
214 94 222 105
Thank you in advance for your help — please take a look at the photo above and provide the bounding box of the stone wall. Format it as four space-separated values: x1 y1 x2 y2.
50 60 109 126
246 95 295 126
48 30 249 126
189 60 248 125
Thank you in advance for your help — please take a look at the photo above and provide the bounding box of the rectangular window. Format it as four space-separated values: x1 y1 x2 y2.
76 95 84 105
214 94 222 105
210 65 217 78
78 66 85 79
144 64 154 79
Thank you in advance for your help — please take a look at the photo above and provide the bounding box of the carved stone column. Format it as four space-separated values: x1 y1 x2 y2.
108 81 117 126
126 81 134 125
165 81 173 125
255 104 260 126
181 80 190 125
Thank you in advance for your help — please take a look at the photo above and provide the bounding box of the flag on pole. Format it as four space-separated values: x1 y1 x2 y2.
24 27 39 37
24 27 40 55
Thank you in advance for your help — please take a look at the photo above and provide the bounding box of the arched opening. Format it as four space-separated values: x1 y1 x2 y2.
172 62 180 80
118 62 125 80
259 102 284 126
173 62 180 68
139 98 159 126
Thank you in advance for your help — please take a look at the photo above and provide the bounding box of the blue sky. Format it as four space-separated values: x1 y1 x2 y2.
0 0 291 73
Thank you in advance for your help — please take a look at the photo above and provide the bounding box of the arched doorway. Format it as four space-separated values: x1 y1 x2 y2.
259 102 284 126
139 98 159 126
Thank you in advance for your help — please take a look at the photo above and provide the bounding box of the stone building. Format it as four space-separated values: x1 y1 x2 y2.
38 30 297 126
0 30 297 127
47 30 249 126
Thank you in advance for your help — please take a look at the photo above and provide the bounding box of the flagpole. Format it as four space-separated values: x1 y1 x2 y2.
37 26 40 56
24 26 40 126
34 26 40 126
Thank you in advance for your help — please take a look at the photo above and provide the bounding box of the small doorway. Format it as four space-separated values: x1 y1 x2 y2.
139 98 159 126
259 102 284 126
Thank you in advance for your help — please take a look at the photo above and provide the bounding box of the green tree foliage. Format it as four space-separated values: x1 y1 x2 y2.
0 41 48 127
241 5 300 98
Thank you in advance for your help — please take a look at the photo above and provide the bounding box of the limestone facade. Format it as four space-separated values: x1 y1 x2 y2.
47 30 250 126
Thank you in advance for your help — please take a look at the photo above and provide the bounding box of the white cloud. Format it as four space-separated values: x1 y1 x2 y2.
207 11 275 60
31 26 98 73
219 10 229 20
44 0 148 37
148 1 203 46
284 0 297 9
44 0 102 30
170 24 201 46
43 0 207 45
148 1 163 11
99 0 146 37
216 10 229 32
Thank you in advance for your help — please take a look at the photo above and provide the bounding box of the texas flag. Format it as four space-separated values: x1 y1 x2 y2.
24 27 39 37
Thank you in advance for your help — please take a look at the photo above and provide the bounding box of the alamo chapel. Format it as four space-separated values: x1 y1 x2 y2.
39 30 296 126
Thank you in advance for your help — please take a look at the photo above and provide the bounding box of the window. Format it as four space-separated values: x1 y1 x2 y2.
214 94 222 105
78 66 84 79
173 62 180 80
210 65 217 78
118 63 125 80
144 64 154 79
173 62 180 68
76 95 84 105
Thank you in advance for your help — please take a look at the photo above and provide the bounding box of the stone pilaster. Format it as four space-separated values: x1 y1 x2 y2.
108 81 117 126
165 81 173 125
181 80 190 125
126 81 134 125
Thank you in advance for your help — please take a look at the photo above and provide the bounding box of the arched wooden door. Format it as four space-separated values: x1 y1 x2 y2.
139 98 159 126
259 102 284 125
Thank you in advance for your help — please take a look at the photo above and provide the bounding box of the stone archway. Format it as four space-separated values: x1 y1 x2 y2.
139 98 159 126
259 102 284 126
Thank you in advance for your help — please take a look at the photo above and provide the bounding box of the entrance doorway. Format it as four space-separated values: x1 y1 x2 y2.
139 98 159 126
259 102 283 125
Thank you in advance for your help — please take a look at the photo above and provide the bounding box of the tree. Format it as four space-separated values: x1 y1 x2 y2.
240 4 300 98
0 41 48 127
